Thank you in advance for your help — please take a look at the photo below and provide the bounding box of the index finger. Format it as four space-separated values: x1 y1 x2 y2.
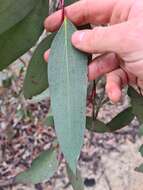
44 0 116 32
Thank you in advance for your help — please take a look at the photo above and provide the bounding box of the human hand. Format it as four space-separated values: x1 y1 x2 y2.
44 0 143 102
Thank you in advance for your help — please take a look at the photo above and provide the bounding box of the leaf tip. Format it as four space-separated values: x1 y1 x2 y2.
67 160 77 175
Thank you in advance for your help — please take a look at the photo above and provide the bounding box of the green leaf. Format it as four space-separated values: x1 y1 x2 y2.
47 108 133 133
139 144 143 157
86 107 134 133
0 0 36 35
15 148 58 184
135 163 143 173
0 0 49 71
48 18 88 173
86 117 109 133
107 107 134 132
23 34 55 99
128 87 143 123
67 164 84 190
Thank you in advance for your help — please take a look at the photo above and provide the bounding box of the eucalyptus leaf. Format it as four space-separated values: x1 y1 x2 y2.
128 87 143 123
0 0 48 70
86 117 109 133
0 0 36 35
86 107 134 133
67 164 84 190
107 107 134 132
48 18 88 173
44 115 108 132
23 33 55 99
15 148 58 184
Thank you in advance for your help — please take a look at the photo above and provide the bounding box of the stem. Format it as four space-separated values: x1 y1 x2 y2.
94 86 105 119
92 80 96 120
60 0 65 21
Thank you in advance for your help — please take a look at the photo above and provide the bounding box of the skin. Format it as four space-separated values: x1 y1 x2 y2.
44 0 143 102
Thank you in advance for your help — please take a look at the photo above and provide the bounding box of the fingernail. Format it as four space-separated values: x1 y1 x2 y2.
72 31 85 45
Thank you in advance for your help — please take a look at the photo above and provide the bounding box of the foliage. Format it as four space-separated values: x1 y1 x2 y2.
0 0 36 35
23 33 56 99
86 107 134 133
48 18 88 173
15 148 58 184
0 0 48 70
0 0 143 188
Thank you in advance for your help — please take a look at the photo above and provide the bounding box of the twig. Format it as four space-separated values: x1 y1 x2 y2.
92 80 96 120
94 87 105 119
60 0 65 21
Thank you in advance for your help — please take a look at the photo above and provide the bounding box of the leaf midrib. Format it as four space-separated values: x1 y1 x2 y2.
64 18 71 135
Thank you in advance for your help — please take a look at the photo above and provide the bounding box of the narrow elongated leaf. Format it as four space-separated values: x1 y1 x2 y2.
135 163 143 173
107 107 134 132
86 117 109 133
48 18 88 173
128 87 143 123
0 0 48 71
86 107 134 133
44 115 108 132
23 33 55 99
15 148 58 184
45 109 133 133
67 164 84 190
0 0 36 35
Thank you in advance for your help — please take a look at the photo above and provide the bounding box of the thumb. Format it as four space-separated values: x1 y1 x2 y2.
71 21 133 54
